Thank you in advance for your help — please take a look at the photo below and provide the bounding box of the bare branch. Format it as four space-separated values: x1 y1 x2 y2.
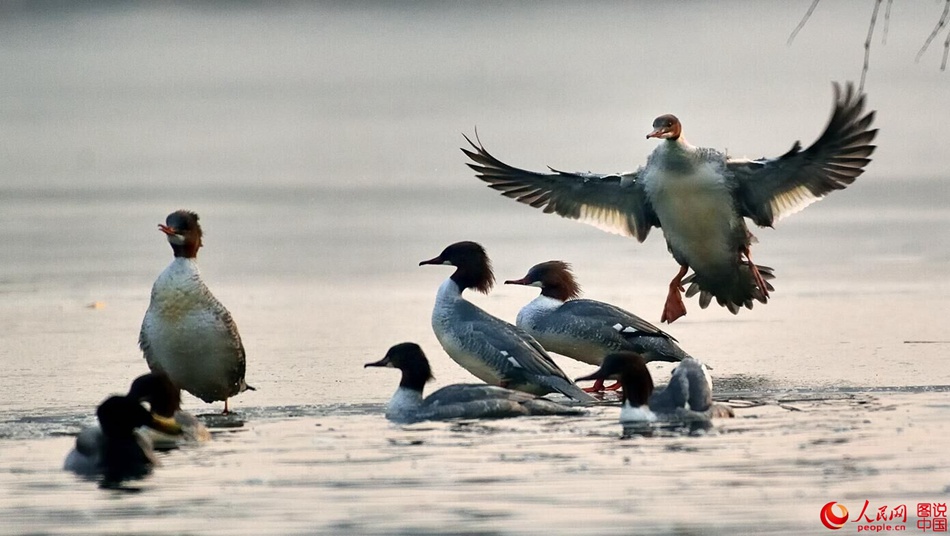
943 22 950 70
791 0 950 79
916 0 950 63
788 0 821 45
861 0 883 92
882 0 893 45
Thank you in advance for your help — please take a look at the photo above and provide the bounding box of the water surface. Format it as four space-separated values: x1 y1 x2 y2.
1 2 949 535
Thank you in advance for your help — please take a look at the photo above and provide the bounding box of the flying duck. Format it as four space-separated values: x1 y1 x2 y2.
464 82 876 323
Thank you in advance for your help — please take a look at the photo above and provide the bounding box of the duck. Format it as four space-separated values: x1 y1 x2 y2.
127 372 211 445
575 352 734 424
64 395 182 481
463 82 876 323
139 210 254 414
505 260 690 391
365 342 585 423
419 241 593 402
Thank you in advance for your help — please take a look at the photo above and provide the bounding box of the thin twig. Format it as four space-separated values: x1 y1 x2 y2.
943 24 950 70
882 0 893 45
861 0 883 92
788 0 821 45
917 0 950 63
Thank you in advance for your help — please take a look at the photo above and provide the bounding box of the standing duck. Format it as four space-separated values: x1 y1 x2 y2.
464 82 876 323
506 260 690 391
575 352 734 423
365 342 584 423
139 210 253 413
419 241 593 402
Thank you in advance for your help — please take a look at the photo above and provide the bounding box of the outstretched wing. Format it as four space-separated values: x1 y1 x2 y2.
462 134 659 242
729 82 877 227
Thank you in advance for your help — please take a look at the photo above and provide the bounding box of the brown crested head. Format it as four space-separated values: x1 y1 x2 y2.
505 260 581 301
419 241 494 294
646 114 682 141
159 210 202 258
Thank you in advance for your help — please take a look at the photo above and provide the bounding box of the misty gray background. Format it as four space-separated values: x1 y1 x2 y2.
1 1 947 193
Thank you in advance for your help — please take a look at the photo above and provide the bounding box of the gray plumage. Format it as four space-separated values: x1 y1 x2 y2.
421 242 594 402
508 261 690 367
576 353 734 423
365 342 585 423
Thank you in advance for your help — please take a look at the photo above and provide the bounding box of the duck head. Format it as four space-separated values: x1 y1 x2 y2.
419 241 494 294
646 114 682 141
365 342 434 393
159 210 203 258
97 396 183 438
505 260 581 301
575 352 655 407
127 372 181 419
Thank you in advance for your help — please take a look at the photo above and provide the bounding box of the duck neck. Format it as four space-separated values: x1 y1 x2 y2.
516 294 563 329
386 386 424 418
621 369 654 408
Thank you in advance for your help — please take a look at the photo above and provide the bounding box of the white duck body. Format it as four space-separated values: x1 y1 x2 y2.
140 257 248 403
642 141 742 279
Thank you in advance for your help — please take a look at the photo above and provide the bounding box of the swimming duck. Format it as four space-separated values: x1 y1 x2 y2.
64 395 182 481
506 260 690 391
419 241 593 402
575 352 734 423
127 372 211 445
139 210 254 413
365 342 584 423
464 82 876 323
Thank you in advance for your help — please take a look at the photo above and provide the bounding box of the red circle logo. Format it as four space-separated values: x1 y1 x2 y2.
820 501 849 530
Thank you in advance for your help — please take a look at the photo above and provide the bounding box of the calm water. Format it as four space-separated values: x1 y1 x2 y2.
1 2 949 535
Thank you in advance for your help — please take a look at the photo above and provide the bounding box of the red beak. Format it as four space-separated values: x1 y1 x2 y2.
158 224 177 236
504 277 531 285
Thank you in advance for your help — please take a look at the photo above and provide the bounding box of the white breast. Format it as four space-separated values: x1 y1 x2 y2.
620 401 657 423
644 158 738 272
515 295 562 331
141 258 243 402
385 387 424 422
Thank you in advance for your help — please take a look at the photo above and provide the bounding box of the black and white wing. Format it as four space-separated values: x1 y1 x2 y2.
462 134 659 242
728 82 877 227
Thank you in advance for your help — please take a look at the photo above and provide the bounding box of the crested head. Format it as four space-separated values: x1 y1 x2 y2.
159 210 202 258
576 351 654 407
646 114 682 141
127 372 181 418
365 342 434 392
419 241 494 294
505 260 581 301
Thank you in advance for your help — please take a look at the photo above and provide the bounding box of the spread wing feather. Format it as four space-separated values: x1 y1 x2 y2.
728 82 878 226
462 134 659 242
